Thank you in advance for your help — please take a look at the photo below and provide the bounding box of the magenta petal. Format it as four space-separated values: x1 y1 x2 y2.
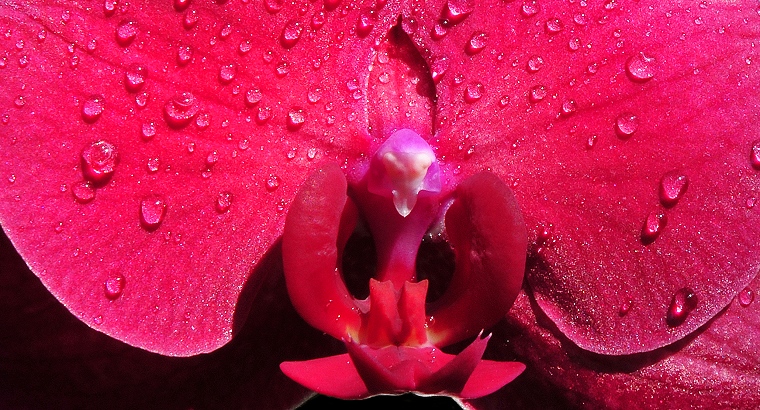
281 354 369 400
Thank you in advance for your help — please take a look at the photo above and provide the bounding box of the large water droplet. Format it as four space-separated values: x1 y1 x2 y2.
266 174 280 191
626 52 655 82
545 18 563 34
739 287 755 307
287 108 305 131
356 10 376 37
81 95 105 123
466 32 488 55
104 274 125 299
529 85 547 102
72 181 96 203
464 82 483 103
430 57 449 84
527 55 544 73
443 0 473 24
81 140 118 185
164 92 199 128
245 88 262 107
115 20 138 47
183 10 199 29
173 0 191 12
521 0 540 17
216 191 232 213
614 112 638 138
659 171 688 207
431 22 448 40
641 210 667 244
750 140 760 169
140 196 166 230
219 63 236 84
125 65 147 93
666 287 698 327
281 20 303 48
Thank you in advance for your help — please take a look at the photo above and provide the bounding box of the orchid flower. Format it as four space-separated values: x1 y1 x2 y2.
1 0 759 408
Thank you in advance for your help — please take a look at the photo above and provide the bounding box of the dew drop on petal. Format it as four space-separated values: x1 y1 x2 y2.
81 140 118 184
626 52 655 82
183 10 199 29
219 63 236 84
560 99 577 116
618 299 632 316
356 10 376 37
140 196 167 230
81 95 105 123
659 171 688 207
195 112 210 130
104 274 125 299
431 22 448 40
265 0 284 13
125 65 147 93
104 0 116 16
72 181 96 203
529 85 547 102
256 107 272 124
265 174 280 191
750 140 760 169
545 17 563 34
527 55 544 73
215 191 233 213
666 287 698 327
641 210 667 244
93 315 104 325
177 45 192 66
311 11 326 30
568 38 581 51
163 92 199 128
141 122 156 141
521 0 540 17
281 20 303 48
287 108 305 130
430 57 449 84
146 157 159 173
466 32 488 55
739 287 755 307
614 112 639 138
443 0 473 24
115 20 138 47
173 0 191 12
586 135 598 150
464 82 483 103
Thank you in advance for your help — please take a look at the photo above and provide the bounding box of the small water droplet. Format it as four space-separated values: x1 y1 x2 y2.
195 112 210 130
216 191 232 213
220 23 233 39
257 106 272 124
545 17 563 34
527 55 544 73
265 0 284 13
430 57 449 84
311 11 326 30
115 20 138 47
93 315 104 325
275 62 289 77
287 108 305 131
183 10 199 29
7 174 15 184
626 52 655 82
177 45 192 66
140 122 156 141
239 139 250 150
174 0 191 12
281 20 303 48
356 10 376 37
205 150 219 167
146 157 160 173
54 221 64 233
659 171 688 207
586 134 598 150
431 22 448 40
307 147 317 160
72 181 96 203
498 95 510 108
739 287 754 307
521 0 540 17
587 62 598 75
245 88 262 107
81 95 105 123
464 82 483 103
641 210 667 244
81 140 118 184
618 299 632 316
614 112 639 138
266 174 280 191
140 196 167 230
219 63 236 84
529 85 547 102
466 32 488 55
14 95 25 108
750 140 760 169
307 88 322 104
568 38 581 51
104 0 116 16
560 99 577 116
164 92 199 128
125 65 147 93
573 13 588 25
666 287 698 326
238 40 252 54
104 274 125 299
443 0 473 24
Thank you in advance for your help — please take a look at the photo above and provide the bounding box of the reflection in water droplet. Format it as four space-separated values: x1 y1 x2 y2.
444 0 473 24
183 10 198 29
72 181 96 203
266 174 280 191
466 32 488 55
115 20 138 47
125 65 147 93
177 45 192 66
641 210 667 244
464 82 483 103
219 63 236 84
104 274 125 299
626 52 655 82
216 191 232 213
739 287 754 307
545 18 563 34
615 112 639 138
527 55 544 73
164 92 199 128
245 88 262 107
431 22 448 40
560 99 577 116
281 20 303 48
81 140 118 184
140 196 167 230
141 122 156 141
529 85 547 102
521 0 540 17
666 287 698 327
750 140 760 169
82 95 105 123
659 171 688 207
430 57 449 84
618 299 632 316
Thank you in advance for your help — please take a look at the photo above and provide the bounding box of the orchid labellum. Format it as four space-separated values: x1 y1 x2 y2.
0 0 759 409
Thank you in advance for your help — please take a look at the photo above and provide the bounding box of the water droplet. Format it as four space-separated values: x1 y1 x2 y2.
464 82 483 103
275 62 289 77
666 287 698 326
219 63 236 84
115 20 138 47
281 20 303 48
311 11 326 30
81 140 118 184
529 85 547 102
559 99 577 116
205 150 219 167
238 40 252 54
750 140 760 169
431 22 448 40
659 171 688 207
244 88 263 107
430 57 449 84
140 196 167 230
573 13 588 25
125 65 147 93
307 147 317 160
307 88 322 104
618 299 632 316
81 95 105 123
521 0 540 17
216 191 232 213
568 38 581 51
220 23 233 39
14 95 25 108
174 0 191 12
195 112 210 129
146 157 160 173
586 134 598 150
187 142 195 153
527 55 544 73
614 112 639 138
265 174 280 191
625 52 655 82
163 92 199 128
104 274 125 299
7 174 15 184
72 181 96 203
739 287 754 307
466 32 488 55
256 107 272 124
238 139 250 150
443 0 473 24
141 122 156 141
93 315 104 325
641 210 667 244
356 10 376 37
104 0 116 16
265 0 284 13
54 221 64 233
545 18 563 34
287 108 305 131
177 45 192 66
183 10 199 29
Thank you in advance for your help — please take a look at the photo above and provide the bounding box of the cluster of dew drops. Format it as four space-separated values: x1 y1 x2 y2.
2 0 757 321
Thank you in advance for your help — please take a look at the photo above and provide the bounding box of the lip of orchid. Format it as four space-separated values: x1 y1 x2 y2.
280 128 528 399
